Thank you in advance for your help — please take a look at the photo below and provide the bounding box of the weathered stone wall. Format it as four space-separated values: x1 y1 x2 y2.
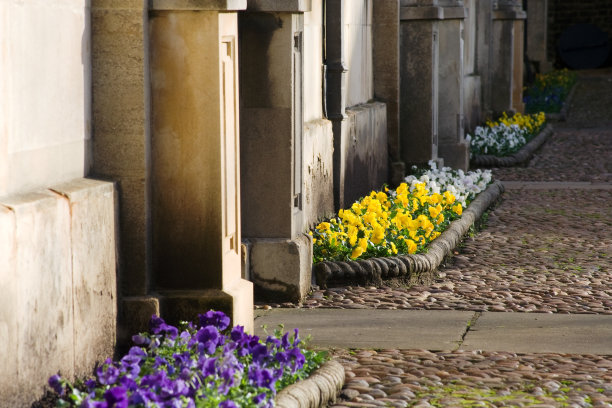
345 0 374 107
0 2 119 405
0 179 117 407
0 0 92 196
547 0 612 65
304 0 334 226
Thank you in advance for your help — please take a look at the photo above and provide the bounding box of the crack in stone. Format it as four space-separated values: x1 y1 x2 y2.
455 312 482 350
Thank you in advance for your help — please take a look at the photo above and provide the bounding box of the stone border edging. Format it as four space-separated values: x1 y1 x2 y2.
545 82 577 122
275 359 345 408
312 180 505 289
470 124 554 168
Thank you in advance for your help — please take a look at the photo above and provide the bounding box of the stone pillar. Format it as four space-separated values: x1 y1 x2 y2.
491 0 526 114
239 1 313 303
91 0 157 341
325 0 350 207
463 0 482 132
399 2 441 168
374 0 404 185
148 0 252 332
475 0 494 119
526 0 551 73
328 0 388 208
437 2 469 170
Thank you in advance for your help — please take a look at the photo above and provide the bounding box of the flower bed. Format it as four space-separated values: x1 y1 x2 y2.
467 112 546 158
48 311 328 408
311 163 492 264
524 69 577 114
310 163 500 287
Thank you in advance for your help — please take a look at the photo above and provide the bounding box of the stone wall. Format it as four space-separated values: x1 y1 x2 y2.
0 0 92 196
547 0 612 66
0 2 119 405
304 0 334 227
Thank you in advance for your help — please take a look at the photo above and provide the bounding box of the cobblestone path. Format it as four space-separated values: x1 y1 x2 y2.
279 72 612 407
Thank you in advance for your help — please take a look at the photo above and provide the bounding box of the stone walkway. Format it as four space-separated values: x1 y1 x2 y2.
256 72 612 407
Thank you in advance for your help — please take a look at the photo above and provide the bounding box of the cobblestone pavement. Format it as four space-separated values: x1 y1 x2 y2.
330 349 612 407
269 188 612 315
257 74 612 406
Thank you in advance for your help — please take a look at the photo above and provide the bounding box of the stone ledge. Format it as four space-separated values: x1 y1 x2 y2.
470 124 554 168
312 181 505 288
150 0 246 11
246 0 311 12
400 6 466 21
275 360 345 408
492 9 527 20
545 83 577 122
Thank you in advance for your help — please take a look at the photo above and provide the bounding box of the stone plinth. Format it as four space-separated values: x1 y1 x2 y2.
0 179 117 407
239 1 313 303
149 2 252 332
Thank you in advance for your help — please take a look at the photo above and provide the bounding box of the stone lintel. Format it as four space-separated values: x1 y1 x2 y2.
400 6 466 21
150 0 246 11
246 0 311 12
493 9 526 20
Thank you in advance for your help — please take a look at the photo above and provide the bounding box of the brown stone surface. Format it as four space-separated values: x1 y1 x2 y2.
330 349 612 407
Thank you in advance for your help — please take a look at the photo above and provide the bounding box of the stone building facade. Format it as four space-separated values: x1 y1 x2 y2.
1 0 529 404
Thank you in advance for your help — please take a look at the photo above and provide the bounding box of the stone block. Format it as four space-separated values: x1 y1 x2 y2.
241 108 294 239
51 179 118 378
438 140 469 171
158 280 254 333
303 118 334 228
399 19 439 166
335 101 389 208
463 74 482 132
0 191 74 406
246 0 311 12
373 0 400 163
0 206 19 406
250 235 313 303
119 296 161 346
150 0 246 10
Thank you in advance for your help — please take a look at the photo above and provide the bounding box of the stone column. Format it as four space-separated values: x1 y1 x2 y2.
148 0 252 332
526 0 551 73
373 0 403 185
475 0 494 119
491 0 526 114
463 0 482 132
239 0 313 303
325 0 350 207
437 1 469 170
398 2 441 168
91 0 157 341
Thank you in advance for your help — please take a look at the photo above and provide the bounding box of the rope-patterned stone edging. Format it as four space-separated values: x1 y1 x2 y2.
546 82 577 122
312 180 505 289
275 360 345 408
470 124 554 168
